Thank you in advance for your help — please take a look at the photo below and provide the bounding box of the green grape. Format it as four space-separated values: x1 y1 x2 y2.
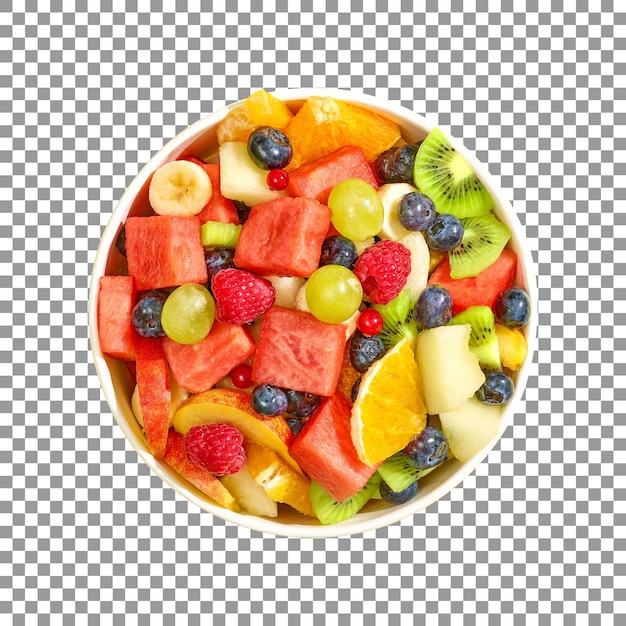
327 178 384 241
305 265 363 324
162 283 216 345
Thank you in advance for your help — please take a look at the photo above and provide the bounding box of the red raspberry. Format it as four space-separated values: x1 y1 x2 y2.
353 240 412 305
183 423 247 476
212 268 276 324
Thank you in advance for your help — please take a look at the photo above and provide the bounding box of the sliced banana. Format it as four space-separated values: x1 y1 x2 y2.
263 275 306 309
149 160 212 217
398 230 430 303
377 183 418 241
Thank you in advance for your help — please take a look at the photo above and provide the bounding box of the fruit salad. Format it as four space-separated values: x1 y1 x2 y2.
96 90 531 526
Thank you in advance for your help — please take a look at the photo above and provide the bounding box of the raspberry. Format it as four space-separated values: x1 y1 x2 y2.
212 268 276 324
353 239 412 305
183 423 247 476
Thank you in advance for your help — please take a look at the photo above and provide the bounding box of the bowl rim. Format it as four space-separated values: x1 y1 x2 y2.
88 87 538 538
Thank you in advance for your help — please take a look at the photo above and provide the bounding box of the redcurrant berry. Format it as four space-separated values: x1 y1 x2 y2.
230 363 253 389
357 308 384 336
266 169 289 191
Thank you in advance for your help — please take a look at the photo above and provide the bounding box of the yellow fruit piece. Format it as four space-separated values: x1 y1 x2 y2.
216 89 294 145
350 338 427 467
495 323 528 371
285 96 401 171
428 249 446 275
245 442 315 517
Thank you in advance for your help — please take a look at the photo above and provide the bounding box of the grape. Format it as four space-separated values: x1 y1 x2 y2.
305 265 363 324
161 283 216 345
327 178 384 241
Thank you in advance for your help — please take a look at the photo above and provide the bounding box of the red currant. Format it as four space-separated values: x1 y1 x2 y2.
357 308 384 336
266 169 289 191
230 363 253 389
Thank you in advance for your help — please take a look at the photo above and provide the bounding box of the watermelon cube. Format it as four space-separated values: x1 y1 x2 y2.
162 321 256 394
125 215 208 291
287 145 379 205
234 197 331 278
252 306 346 397
97 275 136 360
288 392 378 502
429 249 518 315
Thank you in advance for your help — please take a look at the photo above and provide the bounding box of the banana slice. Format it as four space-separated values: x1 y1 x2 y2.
377 183 418 241
398 230 430 303
149 160 212 217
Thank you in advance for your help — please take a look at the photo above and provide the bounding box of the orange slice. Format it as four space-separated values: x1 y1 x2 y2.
216 89 294 145
245 442 315 517
285 96 401 170
350 337 427 467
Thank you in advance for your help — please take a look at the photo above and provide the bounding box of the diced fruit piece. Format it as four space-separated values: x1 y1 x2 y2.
448 305 501 371
415 324 485 415
246 442 315 517
125 215 208 290
131 371 189 428
398 231 431 304
287 145 379 205
149 160 212 217
134 335 171 458
351 338 427 467
163 320 255 394
494 323 528 371
219 142 288 206
289 392 379 502
428 249 517 315
252 306 346 397
377 183 417 241
97 275 136 360
438 396 502 462
336 345 362 404
200 221 241 248
262 275 306 309
234 196 331 278
220 466 278 517
172 388 298 473
372 288 419 351
163 429 240 511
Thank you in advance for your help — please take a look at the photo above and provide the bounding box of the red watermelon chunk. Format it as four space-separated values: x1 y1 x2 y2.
429 249 518 315
252 306 346 397
288 392 377 502
97 275 136 360
287 145 378 205
162 321 256 394
125 215 208 290
234 196 331 278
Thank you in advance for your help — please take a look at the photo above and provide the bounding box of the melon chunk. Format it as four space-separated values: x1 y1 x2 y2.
97 275 136 360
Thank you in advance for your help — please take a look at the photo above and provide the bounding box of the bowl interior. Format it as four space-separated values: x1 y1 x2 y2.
89 88 537 538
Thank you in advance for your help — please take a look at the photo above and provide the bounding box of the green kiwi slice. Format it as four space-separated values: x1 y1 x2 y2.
448 305 501 371
372 289 418 351
448 212 511 279
413 127 494 218
376 452 438 493
309 474 381 525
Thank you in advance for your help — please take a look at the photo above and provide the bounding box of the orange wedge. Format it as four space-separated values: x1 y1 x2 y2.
245 442 315 517
285 96 401 171
216 89 294 145
350 337 427 467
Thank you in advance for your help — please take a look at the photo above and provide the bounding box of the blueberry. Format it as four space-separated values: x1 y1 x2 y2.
404 426 449 470
495 287 530 329
374 144 419 184
132 290 167 338
285 389 321 417
398 192 436 231
205 248 236 289
424 213 464 252
319 236 358 269
251 384 289 416
115 226 126 257
286 417 307 437
234 201 252 224
349 331 385 373
379 479 418 505
247 126 293 170
476 371 514 405
413 285 453 329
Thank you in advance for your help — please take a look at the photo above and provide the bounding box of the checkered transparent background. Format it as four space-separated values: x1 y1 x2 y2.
2 2 624 623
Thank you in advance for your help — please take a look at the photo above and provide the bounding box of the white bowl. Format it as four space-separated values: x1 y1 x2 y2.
88 88 537 538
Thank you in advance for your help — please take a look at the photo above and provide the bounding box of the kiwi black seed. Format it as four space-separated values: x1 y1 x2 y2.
448 305 501 371
413 127 494 219
448 212 511 279
372 289 418 350
309 475 381 525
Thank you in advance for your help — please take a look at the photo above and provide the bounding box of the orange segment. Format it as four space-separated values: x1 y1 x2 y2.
216 89 294 145
350 337 427 467
285 96 401 171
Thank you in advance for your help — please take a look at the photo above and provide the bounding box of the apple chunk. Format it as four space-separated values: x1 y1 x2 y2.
415 324 485 415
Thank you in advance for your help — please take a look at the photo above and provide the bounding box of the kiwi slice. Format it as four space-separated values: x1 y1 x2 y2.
448 305 501 371
448 212 511 279
413 127 494 219
376 452 438 493
372 289 418 351
200 221 242 248
310 474 381 525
